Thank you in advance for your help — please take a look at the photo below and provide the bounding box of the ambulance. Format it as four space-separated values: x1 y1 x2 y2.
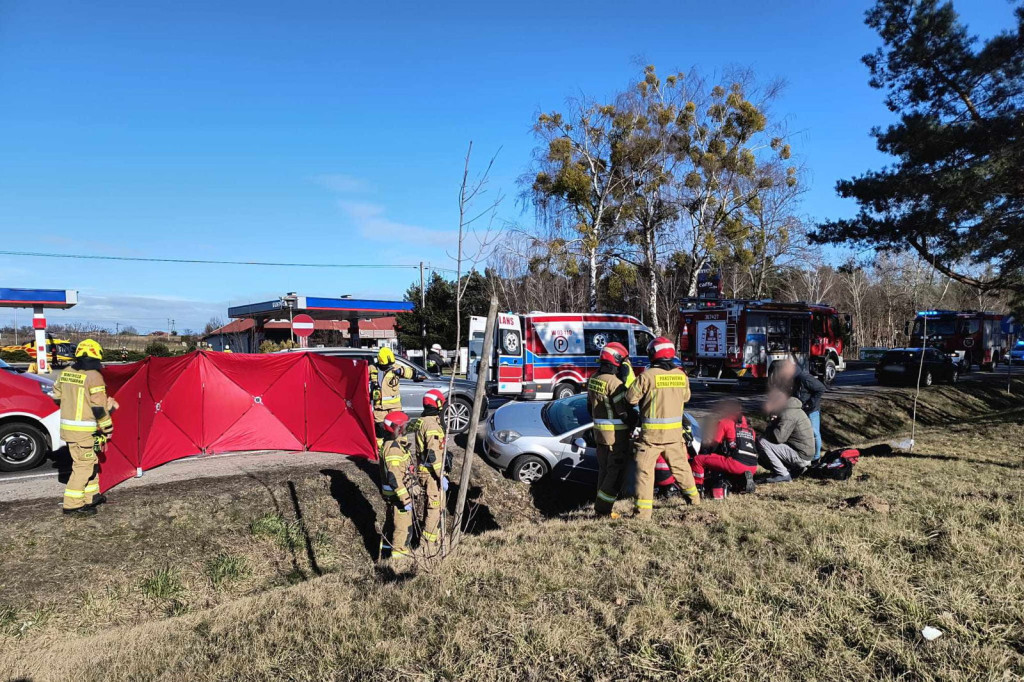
468 312 657 400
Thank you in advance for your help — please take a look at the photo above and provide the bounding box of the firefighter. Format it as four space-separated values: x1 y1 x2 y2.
587 341 635 517
426 343 445 375
414 389 449 546
369 347 413 447
51 339 114 517
378 411 414 560
626 337 700 518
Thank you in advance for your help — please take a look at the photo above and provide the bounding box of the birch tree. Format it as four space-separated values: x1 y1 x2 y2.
527 101 628 311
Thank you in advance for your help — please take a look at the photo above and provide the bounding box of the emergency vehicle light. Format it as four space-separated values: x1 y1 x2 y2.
917 310 955 317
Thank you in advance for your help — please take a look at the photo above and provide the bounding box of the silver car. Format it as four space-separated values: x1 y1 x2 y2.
483 394 702 484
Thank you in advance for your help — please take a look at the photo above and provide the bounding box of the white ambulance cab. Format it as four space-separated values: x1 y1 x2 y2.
468 312 657 400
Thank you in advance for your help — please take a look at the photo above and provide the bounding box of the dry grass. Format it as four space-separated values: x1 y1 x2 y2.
1 380 1022 680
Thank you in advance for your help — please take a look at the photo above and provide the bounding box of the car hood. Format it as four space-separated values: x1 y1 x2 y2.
490 400 555 437
3 369 54 389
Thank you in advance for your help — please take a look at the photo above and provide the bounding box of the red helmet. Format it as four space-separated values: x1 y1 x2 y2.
423 389 446 409
647 337 677 362
382 411 410 435
599 342 629 367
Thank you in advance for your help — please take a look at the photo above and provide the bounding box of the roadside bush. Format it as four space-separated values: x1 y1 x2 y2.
144 342 171 358
258 340 281 354
0 349 33 363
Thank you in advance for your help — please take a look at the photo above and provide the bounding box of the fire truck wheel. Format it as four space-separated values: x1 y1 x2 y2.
923 371 934 387
823 359 837 386
553 382 577 400
949 369 959 384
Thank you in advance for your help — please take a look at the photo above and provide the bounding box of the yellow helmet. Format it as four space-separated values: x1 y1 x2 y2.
377 346 395 366
75 338 103 360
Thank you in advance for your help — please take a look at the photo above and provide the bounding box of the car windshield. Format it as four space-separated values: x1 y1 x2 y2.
542 395 591 435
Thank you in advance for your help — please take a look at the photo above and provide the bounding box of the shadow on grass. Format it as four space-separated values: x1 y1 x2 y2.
321 464 380 560
287 480 322 577
446 482 500 535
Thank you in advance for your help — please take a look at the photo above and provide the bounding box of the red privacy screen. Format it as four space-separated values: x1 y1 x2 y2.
99 351 375 492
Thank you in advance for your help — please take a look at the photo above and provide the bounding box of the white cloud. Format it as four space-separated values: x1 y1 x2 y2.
338 201 457 249
314 173 370 194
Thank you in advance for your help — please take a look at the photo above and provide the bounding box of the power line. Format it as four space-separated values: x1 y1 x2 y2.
0 250 457 272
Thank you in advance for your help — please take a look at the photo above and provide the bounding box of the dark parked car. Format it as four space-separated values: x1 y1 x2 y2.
875 348 959 387
278 347 485 434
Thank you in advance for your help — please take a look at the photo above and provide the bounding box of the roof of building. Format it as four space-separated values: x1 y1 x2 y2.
204 316 396 338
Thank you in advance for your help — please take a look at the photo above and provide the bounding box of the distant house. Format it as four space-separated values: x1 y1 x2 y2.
202 317 397 353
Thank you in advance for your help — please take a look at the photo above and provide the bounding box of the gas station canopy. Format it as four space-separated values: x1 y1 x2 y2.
0 288 78 309
0 288 79 374
228 295 413 320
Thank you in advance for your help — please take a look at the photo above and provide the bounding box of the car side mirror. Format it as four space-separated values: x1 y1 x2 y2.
413 373 426 383
573 437 587 450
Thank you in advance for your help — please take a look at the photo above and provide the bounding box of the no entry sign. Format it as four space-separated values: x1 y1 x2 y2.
292 314 315 338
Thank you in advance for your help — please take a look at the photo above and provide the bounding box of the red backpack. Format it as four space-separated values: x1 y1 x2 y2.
806 449 860 481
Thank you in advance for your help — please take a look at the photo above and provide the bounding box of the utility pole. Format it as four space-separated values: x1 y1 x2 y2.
420 261 427 365
451 295 498 545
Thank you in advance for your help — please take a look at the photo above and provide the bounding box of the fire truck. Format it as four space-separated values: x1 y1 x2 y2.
678 298 851 385
910 310 1007 370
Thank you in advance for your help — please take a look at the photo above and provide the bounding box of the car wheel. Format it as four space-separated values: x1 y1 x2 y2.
443 397 473 435
0 421 49 472
950 369 959 384
508 454 549 484
553 382 577 400
823 359 837 386
923 371 933 387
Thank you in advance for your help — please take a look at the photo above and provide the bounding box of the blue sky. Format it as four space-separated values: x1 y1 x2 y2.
0 0 1015 333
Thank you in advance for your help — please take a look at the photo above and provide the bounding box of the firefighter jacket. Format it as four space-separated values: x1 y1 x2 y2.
52 362 114 445
414 411 446 480
379 438 413 507
587 371 630 446
369 363 413 415
626 364 691 445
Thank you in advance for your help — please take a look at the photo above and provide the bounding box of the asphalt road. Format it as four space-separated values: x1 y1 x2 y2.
2 364 1020 498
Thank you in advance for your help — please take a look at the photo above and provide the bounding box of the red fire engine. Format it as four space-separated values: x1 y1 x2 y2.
910 310 1007 370
678 298 851 385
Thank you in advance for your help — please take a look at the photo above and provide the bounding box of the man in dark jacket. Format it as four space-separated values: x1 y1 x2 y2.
772 358 825 460
757 389 816 483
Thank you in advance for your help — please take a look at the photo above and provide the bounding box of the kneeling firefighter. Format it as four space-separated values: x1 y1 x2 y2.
370 347 413 448
626 337 700 518
52 339 118 517
413 389 449 546
587 342 636 517
378 411 414 560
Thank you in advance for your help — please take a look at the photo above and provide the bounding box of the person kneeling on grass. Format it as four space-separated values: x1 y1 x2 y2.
691 399 758 494
757 389 815 483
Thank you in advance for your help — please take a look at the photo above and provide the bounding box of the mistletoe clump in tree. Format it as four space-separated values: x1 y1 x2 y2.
814 0 1024 293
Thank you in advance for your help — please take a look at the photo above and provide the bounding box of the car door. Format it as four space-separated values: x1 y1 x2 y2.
396 359 429 419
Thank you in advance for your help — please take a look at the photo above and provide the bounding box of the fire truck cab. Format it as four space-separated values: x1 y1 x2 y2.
910 310 1006 370
678 298 850 385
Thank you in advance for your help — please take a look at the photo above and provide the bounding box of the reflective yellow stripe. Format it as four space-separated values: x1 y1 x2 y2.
97 417 113 428
422 531 439 542
381 395 401 404
643 422 682 430
75 388 85 421
635 499 653 509
593 423 627 432
394 487 408 497
428 500 441 508
89 386 106 394
61 423 98 432
596 490 617 503
84 483 100 493
425 430 445 438
64 489 85 499
385 457 409 465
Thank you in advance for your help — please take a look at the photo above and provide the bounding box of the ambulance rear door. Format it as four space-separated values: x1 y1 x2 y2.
495 313 524 396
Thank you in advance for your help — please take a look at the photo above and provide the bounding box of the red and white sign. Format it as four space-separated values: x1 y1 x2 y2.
292 314 315 338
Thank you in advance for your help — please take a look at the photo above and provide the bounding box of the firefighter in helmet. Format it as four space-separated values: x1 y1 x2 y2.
369 347 413 447
51 339 117 517
414 389 449 546
378 411 414 560
588 341 636 517
626 337 700 518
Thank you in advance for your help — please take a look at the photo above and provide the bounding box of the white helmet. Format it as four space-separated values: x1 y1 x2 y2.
431 343 442 352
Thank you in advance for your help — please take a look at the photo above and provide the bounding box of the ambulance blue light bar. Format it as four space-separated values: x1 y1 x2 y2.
917 310 955 317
